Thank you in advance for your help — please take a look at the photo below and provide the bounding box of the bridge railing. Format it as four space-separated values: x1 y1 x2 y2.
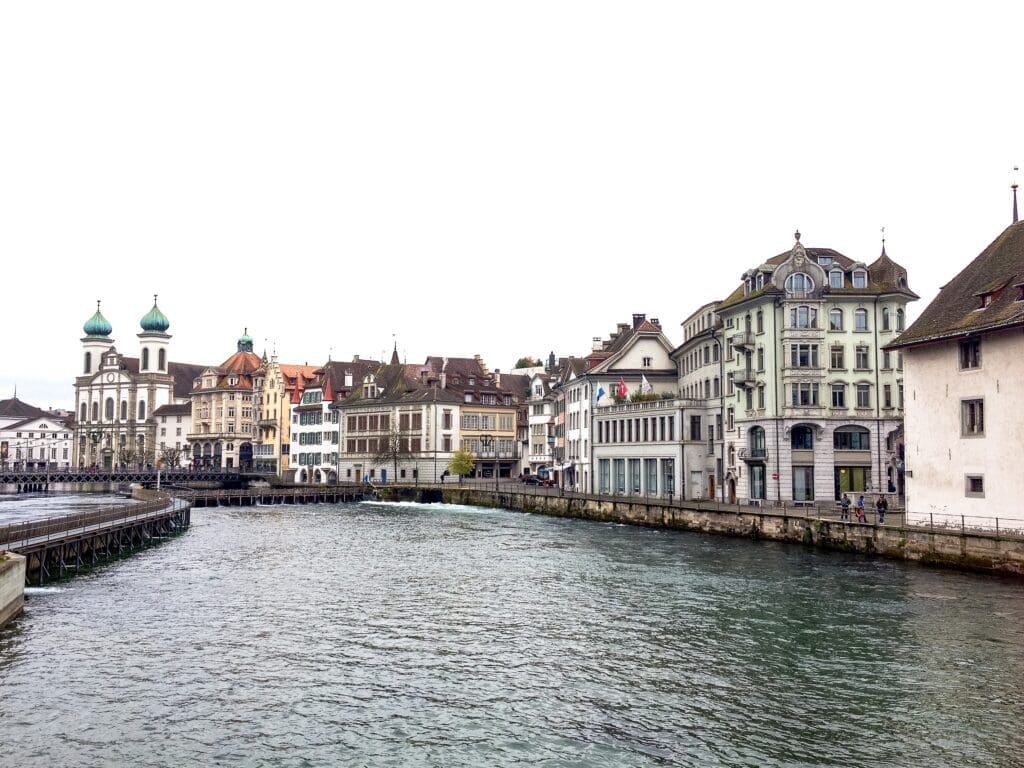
0 495 177 548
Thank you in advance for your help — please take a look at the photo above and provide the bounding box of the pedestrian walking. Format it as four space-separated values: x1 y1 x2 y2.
854 494 866 523
840 493 851 521
876 494 888 524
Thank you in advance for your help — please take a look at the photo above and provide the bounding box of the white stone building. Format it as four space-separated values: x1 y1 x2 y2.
73 299 202 469
714 233 916 505
888 217 1024 528
0 397 73 471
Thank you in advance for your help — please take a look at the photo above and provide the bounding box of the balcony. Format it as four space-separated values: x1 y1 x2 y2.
731 331 755 349
734 368 757 388
257 418 277 428
737 447 768 463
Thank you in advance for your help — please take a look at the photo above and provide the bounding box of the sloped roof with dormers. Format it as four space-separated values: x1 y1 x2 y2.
888 221 1024 349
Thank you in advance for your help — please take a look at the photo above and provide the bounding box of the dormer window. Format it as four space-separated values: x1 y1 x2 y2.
784 273 814 295
756 274 764 289
829 270 843 289
818 255 832 267
229 376 238 386
852 270 867 288
464 393 473 403
744 278 752 295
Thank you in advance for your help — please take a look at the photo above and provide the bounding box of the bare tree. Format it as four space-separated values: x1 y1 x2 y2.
372 424 416 482
159 446 184 468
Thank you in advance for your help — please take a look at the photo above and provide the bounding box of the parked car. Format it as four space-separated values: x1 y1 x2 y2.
522 475 555 487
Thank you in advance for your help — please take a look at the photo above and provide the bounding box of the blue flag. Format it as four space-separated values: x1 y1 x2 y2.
596 384 606 403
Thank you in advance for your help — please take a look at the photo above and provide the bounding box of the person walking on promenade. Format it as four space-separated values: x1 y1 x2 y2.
840 493 851 521
854 494 866 523
876 494 888 524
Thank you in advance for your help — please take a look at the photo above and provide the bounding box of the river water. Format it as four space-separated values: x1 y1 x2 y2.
1 500 1022 767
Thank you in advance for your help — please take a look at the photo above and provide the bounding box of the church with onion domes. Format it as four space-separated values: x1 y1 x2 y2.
72 297 204 469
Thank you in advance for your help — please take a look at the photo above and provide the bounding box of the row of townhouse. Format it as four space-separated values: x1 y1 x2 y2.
534 232 915 505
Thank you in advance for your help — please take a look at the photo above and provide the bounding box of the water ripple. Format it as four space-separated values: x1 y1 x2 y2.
2 500 1023 767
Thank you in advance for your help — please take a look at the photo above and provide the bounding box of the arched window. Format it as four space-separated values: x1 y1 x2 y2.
703 345 710 364
749 426 766 457
142 348 150 370
855 308 868 331
829 270 843 288
158 348 166 371
896 309 905 331
105 398 114 421
785 273 814 295
852 270 867 288
829 308 843 331
882 307 890 330
84 352 92 374
120 400 128 420
705 378 710 398
745 314 752 332
791 425 814 449
138 400 146 420
713 377 720 397
80 402 88 422
92 402 99 421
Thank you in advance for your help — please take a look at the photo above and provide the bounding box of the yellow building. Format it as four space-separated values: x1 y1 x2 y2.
252 356 319 476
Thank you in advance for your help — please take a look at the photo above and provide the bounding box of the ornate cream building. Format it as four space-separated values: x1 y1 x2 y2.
188 330 262 469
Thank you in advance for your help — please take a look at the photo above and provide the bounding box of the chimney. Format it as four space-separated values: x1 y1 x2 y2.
547 351 556 371
632 313 646 329
344 372 353 387
651 318 660 328
592 337 602 351
353 354 359 362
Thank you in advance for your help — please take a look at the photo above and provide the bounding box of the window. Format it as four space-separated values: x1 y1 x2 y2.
84 352 92 374
883 384 892 408
690 416 702 441
834 427 870 450
965 475 985 498
830 346 845 370
138 400 146 420
792 466 814 501
829 308 843 331
881 307 890 330
105 398 114 421
748 426 766 457
829 270 843 289
791 344 819 368
855 346 870 370
142 348 150 370
158 348 166 370
791 425 814 449
854 309 868 331
831 383 846 408
785 272 814 295
120 400 128 420
853 270 867 288
757 385 765 409
895 309 905 331
959 338 981 369
855 383 871 408
756 310 764 333
757 347 765 371
961 399 984 436
817 255 832 267
791 382 819 406
642 356 652 368
791 306 818 329
727 408 734 431
80 403 87 421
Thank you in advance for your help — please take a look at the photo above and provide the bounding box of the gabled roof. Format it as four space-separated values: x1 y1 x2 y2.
0 396 52 421
152 403 192 417
888 221 1024 349
2 415 72 432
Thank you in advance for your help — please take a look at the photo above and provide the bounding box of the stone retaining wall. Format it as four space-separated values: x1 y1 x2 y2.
0 552 27 628
424 488 1024 577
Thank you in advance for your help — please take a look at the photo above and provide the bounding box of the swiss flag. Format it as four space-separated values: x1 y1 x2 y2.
618 377 628 399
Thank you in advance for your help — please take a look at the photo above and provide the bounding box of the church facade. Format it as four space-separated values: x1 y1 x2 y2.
72 298 203 469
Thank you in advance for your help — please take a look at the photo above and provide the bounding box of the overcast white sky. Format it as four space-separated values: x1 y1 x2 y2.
2 2 1022 410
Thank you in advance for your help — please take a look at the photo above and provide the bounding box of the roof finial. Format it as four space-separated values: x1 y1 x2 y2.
97 299 101 311
881 226 887 257
794 229 801 243
153 293 158 305
1013 166 1019 225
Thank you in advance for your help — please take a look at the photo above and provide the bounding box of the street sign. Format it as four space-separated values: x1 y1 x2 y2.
771 472 778 480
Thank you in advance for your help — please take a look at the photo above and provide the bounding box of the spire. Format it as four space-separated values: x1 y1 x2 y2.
881 226 887 257
1013 166 1019 224
390 341 400 365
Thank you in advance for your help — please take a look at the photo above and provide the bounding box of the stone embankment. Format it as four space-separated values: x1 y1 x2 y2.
0 552 27 628
380 486 1024 577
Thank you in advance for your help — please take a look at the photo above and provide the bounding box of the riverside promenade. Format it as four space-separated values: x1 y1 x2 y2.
378 482 1024 577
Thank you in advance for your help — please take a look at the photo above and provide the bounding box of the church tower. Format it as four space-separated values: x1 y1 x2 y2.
138 295 171 373
81 300 114 377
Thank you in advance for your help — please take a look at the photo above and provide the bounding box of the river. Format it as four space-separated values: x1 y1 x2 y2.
1 500 1022 767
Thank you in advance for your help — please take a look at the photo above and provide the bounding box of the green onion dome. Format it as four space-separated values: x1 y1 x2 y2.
140 294 170 332
83 300 112 337
237 327 254 353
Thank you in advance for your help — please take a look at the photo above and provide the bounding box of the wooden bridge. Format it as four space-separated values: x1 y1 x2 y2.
0 495 191 585
0 467 248 493
174 484 372 507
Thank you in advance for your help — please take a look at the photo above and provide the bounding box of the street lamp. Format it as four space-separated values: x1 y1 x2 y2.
480 434 498 492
